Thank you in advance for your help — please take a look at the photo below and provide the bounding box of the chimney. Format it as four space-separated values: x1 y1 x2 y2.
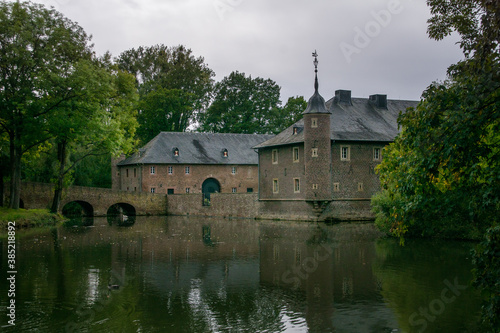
334 90 352 105
369 94 387 109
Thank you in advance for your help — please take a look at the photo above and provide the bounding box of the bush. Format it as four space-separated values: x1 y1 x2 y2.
472 226 500 332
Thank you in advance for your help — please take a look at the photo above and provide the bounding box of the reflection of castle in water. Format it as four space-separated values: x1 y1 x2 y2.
56 217 398 332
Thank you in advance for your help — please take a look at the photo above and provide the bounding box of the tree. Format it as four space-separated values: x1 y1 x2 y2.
0 1 93 209
198 71 282 134
117 45 214 142
372 0 500 240
136 88 192 143
48 58 138 212
275 96 307 133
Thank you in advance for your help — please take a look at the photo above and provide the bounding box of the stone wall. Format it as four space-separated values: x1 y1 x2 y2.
167 193 260 219
116 163 259 195
13 182 167 216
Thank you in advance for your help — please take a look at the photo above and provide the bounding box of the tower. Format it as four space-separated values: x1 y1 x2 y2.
303 51 332 202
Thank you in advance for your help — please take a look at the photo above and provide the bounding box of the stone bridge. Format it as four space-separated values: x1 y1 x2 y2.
15 182 167 216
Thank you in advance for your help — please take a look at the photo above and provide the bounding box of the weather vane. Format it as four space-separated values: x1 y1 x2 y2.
312 50 318 73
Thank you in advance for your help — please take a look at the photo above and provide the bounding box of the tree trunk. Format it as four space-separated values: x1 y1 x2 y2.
51 141 67 213
8 138 22 209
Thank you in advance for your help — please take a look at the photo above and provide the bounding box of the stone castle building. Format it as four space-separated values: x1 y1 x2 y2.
254 54 418 219
112 132 273 202
112 54 418 220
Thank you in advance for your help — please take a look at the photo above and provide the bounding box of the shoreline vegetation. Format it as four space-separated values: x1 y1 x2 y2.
0 207 64 229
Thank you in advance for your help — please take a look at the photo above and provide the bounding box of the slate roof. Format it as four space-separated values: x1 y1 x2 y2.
253 96 419 149
118 132 274 166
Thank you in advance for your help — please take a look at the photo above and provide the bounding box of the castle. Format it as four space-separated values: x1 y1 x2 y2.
112 54 418 220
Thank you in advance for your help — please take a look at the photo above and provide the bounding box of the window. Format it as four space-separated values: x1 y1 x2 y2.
311 118 318 128
150 166 155 174
186 188 190 193
134 187 137 191
312 184 318 190
358 183 364 192
272 149 278 164
247 188 254 193
333 183 340 192
150 187 156 193
312 148 318 158
232 187 237 193
168 166 173 175
273 179 279 193
373 148 381 161
341 146 350 161
134 168 137 177
167 189 174 194
231 167 237 174
294 178 300 193
173 148 179 157
293 147 300 162
185 166 190 174
293 127 298 135
222 149 228 158
126 169 129 177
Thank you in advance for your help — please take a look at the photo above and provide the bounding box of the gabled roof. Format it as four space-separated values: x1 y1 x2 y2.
253 96 419 149
119 132 274 166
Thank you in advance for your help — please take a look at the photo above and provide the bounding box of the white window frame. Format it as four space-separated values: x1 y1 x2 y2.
231 166 237 175
150 166 156 174
293 178 300 193
186 187 190 193
273 178 279 193
358 182 364 192
293 147 300 162
272 149 278 164
341 146 350 161
333 183 340 192
168 166 173 175
311 118 318 128
373 147 381 161
312 148 318 158
232 187 237 193
150 187 156 193
185 166 190 174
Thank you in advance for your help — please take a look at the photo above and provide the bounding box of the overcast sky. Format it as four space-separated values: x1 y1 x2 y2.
19 0 464 102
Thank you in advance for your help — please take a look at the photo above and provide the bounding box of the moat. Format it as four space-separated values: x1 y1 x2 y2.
1 216 482 332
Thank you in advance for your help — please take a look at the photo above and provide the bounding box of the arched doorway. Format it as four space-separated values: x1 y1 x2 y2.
202 178 220 206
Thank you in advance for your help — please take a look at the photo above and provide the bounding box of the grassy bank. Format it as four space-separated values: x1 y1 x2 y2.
0 207 64 229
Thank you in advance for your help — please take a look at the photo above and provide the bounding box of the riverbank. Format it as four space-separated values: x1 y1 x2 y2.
0 207 64 229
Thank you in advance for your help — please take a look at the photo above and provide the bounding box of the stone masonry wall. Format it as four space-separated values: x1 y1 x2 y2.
118 164 259 195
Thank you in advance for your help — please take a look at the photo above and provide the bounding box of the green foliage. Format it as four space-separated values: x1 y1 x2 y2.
0 1 93 208
472 226 500 332
275 96 307 133
117 44 214 142
373 56 499 241
0 207 63 229
136 88 193 143
372 0 500 241
198 71 282 134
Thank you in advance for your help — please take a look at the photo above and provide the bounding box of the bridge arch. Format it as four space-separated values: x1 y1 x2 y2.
62 200 94 217
107 203 136 226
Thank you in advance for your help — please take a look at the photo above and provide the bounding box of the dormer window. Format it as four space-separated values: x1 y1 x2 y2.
222 148 228 158
173 148 179 157
293 127 298 135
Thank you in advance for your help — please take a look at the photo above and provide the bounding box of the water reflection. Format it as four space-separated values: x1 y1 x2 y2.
0 217 482 332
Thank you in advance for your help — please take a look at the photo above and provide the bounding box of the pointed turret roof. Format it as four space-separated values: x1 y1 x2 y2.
303 50 330 115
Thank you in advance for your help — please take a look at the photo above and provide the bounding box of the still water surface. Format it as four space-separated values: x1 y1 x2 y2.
1 216 482 332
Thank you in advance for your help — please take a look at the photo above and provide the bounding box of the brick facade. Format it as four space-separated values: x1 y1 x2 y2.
116 163 258 195
304 112 332 201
